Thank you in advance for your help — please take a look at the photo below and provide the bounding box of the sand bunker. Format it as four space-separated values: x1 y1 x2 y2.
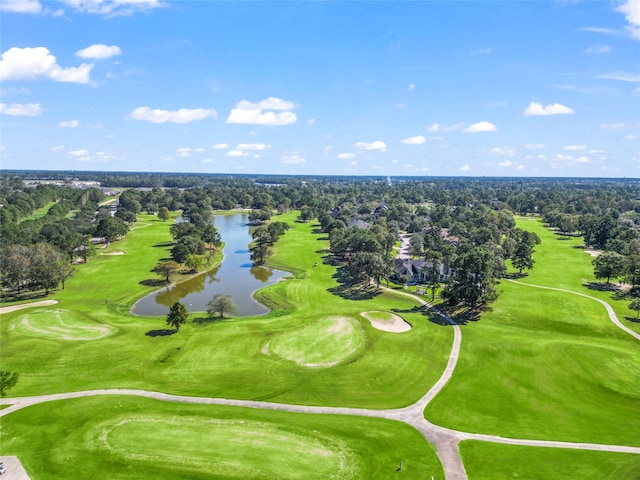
361 311 411 333
100 250 126 255
584 249 601 257
0 300 59 314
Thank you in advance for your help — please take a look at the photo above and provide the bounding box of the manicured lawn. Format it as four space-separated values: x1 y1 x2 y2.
425 218 640 446
1 396 444 480
512 217 640 335
460 441 640 479
0 213 453 409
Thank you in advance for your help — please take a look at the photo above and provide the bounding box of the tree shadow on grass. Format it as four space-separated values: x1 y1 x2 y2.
584 281 620 292
328 284 381 301
0 291 49 303
625 316 640 323
152 241 174 248
504 272 528 280
145 329 177 337
192 316 223 325
139 279 168 287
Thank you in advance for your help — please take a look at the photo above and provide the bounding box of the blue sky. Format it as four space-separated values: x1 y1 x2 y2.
1 0 638 177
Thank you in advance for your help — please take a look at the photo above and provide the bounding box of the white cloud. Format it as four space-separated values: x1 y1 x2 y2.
0 47 93 83
60 0 164 16
524 102 574 116
574 156 590 164
525 143 546 150
211 143 228 150
323 146 333 153
306 118 315 125
584 44 611 54
68 149 89 157
615 0 640 40
465 121 497 133
76 44 121 59
489 146 516 156
0 0 42 13
50 145 64 151
408 83 415 91
460 165 471 172
471 48 492 55
337 153 356 159
236 143 270 151
579 27 623 37
281 154 306 164
356 140 387 151
0 102 41 116
130 106 217 124
426 122 464 133
59 119 79 128
227 150 247 157
400 135 426 145
498 159 515 168
598 71 640 82
601 122 633 130
226 97 297 126
202 158 214 163
563 145 586 151
176 147 193 157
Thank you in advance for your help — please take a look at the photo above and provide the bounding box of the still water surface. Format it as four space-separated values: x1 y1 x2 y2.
131 213 289 316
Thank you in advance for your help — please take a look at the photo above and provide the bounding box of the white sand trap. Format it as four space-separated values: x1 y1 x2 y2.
361 311 411 333
100 250 126 255
0 300 59 314
584 249 601 257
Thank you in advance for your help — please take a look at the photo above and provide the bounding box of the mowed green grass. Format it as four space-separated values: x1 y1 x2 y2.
0 212 453 408
513 217 640 335
1 396 444 480
460 441 640 479
425 218 640 446
267 316 366 367
19 201 57 222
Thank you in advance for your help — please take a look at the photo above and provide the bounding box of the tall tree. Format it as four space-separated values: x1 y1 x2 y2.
153 260 180 282
157 206 170 222
166 302 188 331
207 294 237 318
0 371 19 397
593 251 626 284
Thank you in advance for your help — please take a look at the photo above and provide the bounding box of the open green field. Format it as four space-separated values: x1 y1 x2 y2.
19 201 57 222
460 441 640 480
425 218 640 446
0 212 452 408
513 217 640 334
0 396 443 479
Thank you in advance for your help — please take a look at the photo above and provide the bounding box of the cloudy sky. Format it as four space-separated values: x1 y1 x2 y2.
0 0 638 177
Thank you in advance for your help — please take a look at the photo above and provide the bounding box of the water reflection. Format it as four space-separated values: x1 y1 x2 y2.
131 213 289 317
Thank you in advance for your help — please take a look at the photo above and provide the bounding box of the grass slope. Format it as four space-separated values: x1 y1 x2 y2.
1 396 444 479
425 218 640 446
460 441 640 480
0 213 452 408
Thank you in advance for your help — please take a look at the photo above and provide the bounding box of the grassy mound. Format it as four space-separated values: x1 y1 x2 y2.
460 441 640 480
267 316 366 367
1 396 444 479
14 309 114 341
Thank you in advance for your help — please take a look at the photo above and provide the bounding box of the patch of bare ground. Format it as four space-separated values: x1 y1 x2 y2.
0 300 59 315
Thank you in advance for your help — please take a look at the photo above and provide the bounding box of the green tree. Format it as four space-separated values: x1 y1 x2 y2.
207 294 237 318
95 217 129 246
629 298 640 320
158 206 170 222
593 251 626 284
153 260 180 282
166 302 188 331
185 254 205 272
0 370 19 397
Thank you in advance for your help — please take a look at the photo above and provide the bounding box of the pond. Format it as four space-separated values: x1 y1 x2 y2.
131 213 289 317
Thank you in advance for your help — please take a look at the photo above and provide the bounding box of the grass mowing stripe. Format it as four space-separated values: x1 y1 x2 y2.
460 441 640 480
1 396 444 480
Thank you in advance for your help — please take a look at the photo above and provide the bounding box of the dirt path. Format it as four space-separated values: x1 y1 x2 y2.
0 300 59 315
506 279 640 342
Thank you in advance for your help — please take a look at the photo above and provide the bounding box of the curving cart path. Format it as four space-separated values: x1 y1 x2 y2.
1 286 639 479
